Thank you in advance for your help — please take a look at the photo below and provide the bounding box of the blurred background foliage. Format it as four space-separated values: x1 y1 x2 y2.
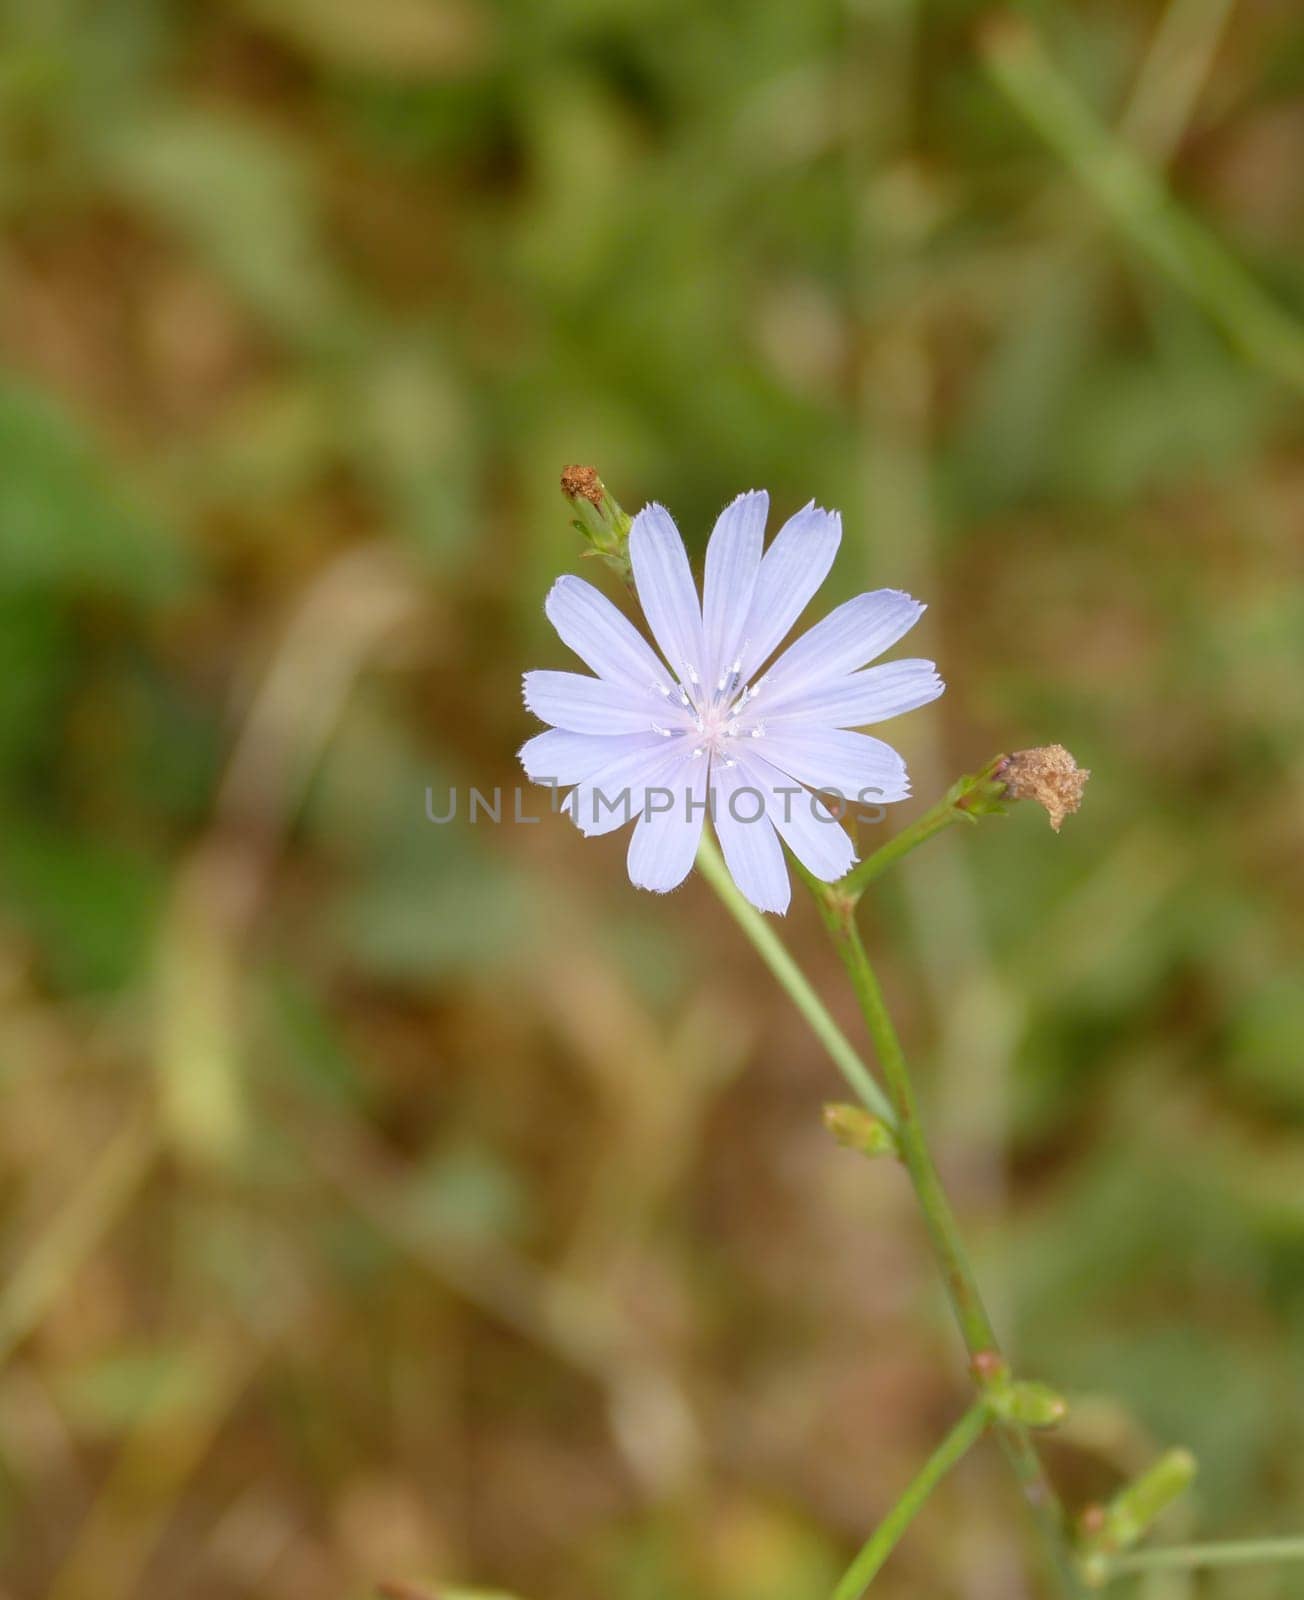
0 0 1302 1596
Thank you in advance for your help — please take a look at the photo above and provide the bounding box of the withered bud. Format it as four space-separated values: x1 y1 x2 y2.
560 464 604 507
1001 744 1089 833
560 464 633 587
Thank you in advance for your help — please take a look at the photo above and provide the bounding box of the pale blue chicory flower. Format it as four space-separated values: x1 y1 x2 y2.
520 491 943 914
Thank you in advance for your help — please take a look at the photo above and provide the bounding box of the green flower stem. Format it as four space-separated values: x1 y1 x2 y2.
695 834 896 1128
840 758 1010 900
809 885 1082 1597
832 1402 991 1600
841 798 963 899
1103 1538 1304 1579
980 15 1304 397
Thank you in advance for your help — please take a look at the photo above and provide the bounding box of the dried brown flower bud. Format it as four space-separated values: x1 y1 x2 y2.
559 465 634 587
1002 744 1089 832
560 464 604 507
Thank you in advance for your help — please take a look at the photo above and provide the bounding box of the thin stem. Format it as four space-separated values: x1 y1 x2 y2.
1106 1537 1304 1577
816 904 999 1351
695 834 895 1127
843 794 969 898
840 758 1009 900
832 1402 990 1600
811 890 1083 1597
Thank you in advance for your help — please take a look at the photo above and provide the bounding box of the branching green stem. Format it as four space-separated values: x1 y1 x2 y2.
807 882 1083 1597
842 797 966 899
832 1403 991 1600
841 758 1009 900
695 833 895 1127
698 819 1079 1591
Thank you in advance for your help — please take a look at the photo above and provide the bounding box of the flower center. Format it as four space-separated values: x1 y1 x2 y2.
650 657 768 753
687 660 766 756
695 698 736 752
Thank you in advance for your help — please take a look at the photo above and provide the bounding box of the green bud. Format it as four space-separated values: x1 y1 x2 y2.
947 756 1013 822
989 1379 1068 1429
1103 1448 1197 1551
561 465 633 585
823 1102 900 1158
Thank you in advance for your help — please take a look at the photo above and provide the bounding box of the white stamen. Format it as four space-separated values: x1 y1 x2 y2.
716 655 745 696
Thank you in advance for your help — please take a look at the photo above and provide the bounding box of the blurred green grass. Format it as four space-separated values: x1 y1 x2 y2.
0 0 1302 1596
